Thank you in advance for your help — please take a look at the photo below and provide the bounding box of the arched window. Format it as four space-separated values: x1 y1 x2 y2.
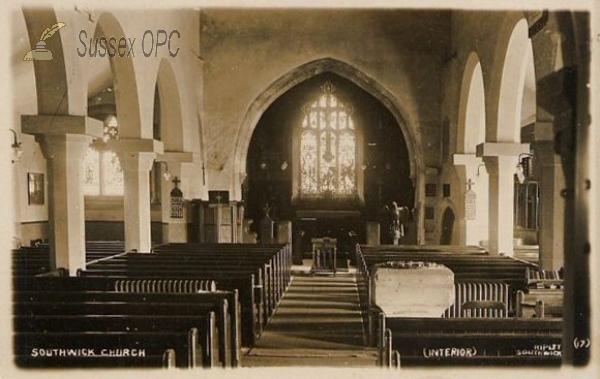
299 81 356 198
83 115 124 196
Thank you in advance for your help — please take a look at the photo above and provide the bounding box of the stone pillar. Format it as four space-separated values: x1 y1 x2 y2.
22 115 102 274
11 155 22 248
366 222 380 246
277 221 292 245
115 139 163 252
478 143 530 256
453 154 488 246
535 141 565 270
119 151 156 252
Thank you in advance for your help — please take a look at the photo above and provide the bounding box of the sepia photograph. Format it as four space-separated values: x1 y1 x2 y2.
1 0 598 378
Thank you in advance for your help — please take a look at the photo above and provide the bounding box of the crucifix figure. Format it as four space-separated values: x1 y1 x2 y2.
466 178 475 191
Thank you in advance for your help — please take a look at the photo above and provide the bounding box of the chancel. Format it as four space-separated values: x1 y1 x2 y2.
5 4 598 373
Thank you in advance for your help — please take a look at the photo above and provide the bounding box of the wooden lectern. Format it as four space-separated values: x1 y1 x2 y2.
311 237 337 275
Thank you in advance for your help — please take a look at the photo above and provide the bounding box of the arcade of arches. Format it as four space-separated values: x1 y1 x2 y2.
5 6 596 368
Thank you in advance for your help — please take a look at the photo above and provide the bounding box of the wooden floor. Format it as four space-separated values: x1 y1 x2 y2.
242 272 377 367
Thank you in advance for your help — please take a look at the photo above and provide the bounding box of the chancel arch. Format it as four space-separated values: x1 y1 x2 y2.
235 58 424 243
245 71 416 256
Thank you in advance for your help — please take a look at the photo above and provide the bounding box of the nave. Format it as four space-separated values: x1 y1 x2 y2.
5 5 598 375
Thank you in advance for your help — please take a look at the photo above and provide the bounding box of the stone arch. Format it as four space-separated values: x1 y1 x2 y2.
494 18 533 143
233 57 423 201
92 12 143 139
457 52 486 154
233 57 425 242
22 8 69 115
234 58 421 179
155 59 184 151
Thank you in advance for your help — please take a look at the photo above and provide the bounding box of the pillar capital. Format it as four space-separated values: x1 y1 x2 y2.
476 142 530 158
21 115 103 138
452 153 483 167
111 138 164 155
118 151 156 173
36 133 93 161
481 155 517 175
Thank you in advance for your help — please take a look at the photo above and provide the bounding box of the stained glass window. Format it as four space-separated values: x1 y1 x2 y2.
299 81 356 197
83 115 124 196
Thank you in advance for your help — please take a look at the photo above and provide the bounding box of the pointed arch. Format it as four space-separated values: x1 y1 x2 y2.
233 57 422 198
457 52 486 154
494 18 533 142
93 12 143 139
155 58 184 151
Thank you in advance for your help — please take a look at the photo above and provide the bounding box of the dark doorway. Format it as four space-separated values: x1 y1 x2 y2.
440 207 455 245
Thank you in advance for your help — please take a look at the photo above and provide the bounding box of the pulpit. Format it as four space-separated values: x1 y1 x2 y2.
311 237 337 275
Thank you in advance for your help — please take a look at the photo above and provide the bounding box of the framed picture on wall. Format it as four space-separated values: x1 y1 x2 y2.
27 173 44 205
425 183 437 197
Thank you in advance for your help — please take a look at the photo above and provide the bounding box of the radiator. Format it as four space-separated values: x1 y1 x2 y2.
443 282 509 318
114 279 217 293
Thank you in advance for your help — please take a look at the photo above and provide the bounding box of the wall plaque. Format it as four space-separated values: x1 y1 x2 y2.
170 177 184 219
465 189 477 220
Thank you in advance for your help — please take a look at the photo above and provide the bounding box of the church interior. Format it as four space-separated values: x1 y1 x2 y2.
2 4 599 375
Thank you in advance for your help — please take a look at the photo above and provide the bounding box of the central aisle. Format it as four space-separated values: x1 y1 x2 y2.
243 273 378 367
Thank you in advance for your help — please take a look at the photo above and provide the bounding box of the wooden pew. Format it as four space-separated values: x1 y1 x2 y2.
378 316 562 366
516 268 564 318
74 271 264 346
82 243 292 344
516 289 563 318
76 270 262 347
14 330 196 368
14 291 241 367
354 244 537 345
88 254 276 314
107 243 289 309
152 243 292 309
14 290 239 368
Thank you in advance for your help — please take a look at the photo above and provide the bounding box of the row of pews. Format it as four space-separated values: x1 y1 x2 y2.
13 242 292 369
355 244 564 367
12 241 127 277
